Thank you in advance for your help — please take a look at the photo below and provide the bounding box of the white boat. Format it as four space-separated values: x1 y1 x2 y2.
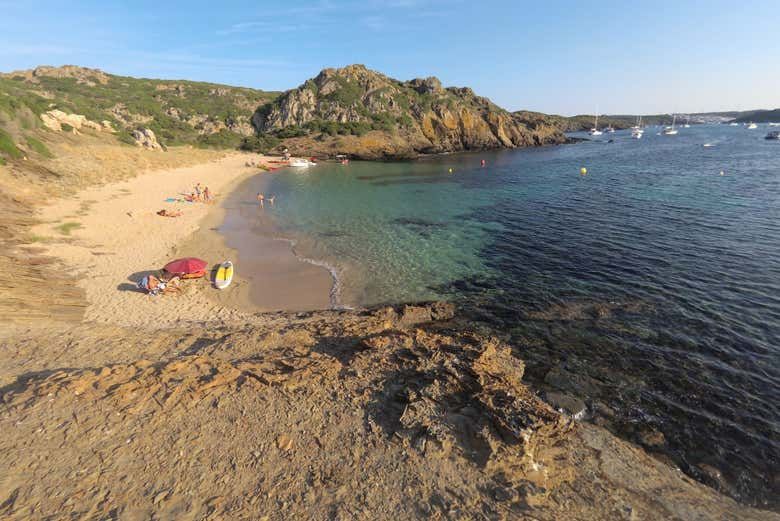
605 126 616 133
289 158 315 167
747 122 758 129
683 116 691 128
588 113 602 135
631 116 644 139
662 114 678 135
729 122 739 126
769 122 780 127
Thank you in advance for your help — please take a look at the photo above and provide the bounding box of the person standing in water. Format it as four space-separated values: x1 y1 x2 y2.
481 159 486 167
256 193 265 207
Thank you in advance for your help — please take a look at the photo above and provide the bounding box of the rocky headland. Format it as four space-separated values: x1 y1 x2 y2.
250 64 565 159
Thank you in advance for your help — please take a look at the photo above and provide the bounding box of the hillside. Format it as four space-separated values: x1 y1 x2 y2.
248 64 566 159
519 112 680 132
0 65 280 159
732 109 780 123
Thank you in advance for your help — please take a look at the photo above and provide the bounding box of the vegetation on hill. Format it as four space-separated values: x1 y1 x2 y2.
248 64 565 159
0 65 280 162
732 109 780 123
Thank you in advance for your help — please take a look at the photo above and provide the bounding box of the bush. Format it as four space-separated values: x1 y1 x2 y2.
0 128 23 159
25 136 53 158
116 130 137 146
196 130 243 149
239 134 280 154
276 126 308 139
61 123 73 132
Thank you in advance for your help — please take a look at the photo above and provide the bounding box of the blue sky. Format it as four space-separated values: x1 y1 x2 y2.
1 0 778 115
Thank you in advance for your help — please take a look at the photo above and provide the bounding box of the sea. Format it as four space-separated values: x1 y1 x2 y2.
243 124 780 508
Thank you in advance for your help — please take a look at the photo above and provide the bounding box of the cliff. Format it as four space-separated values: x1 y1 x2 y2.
250 64 566 159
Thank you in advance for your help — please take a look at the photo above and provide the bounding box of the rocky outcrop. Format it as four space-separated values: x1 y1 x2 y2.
39 109 109 133
131 128 163 150
252 64 565 158
1 65 110 86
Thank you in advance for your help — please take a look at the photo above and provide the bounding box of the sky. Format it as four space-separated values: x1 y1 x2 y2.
1 0 778 115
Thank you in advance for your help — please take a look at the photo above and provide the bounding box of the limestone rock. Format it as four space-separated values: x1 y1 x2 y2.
39 110 104 132
131 128 163 150
2 65 109 85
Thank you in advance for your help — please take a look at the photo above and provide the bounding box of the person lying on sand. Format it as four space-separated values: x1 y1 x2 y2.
137 274 181 296
157 209 183 217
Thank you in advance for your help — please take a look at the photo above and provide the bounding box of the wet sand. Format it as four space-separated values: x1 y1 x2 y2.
205 172 334 312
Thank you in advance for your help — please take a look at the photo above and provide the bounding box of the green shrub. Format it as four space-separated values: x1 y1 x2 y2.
25 136 53 158
55 221 82 235
239 134 280 154
196 130 243 149
61 123 73 132
116 130 137 146
276 126 308 139
0 128 23 159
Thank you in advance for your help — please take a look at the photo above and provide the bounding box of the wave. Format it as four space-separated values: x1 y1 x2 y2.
272 235 352 310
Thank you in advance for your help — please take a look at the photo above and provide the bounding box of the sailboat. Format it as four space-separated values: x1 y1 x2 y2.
662 114 678 135
631 116 644 139
589 113 603 136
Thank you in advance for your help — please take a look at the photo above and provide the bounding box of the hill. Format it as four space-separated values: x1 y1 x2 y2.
0 65 280 160
732 109 780 123
247 64 565 159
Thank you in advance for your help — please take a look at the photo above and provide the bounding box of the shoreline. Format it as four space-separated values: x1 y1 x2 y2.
208 170 334 312
26 153 319 329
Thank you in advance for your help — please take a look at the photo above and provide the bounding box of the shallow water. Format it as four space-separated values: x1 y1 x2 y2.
256 125 779 508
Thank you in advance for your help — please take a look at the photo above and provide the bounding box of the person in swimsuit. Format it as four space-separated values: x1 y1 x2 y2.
257 193 265 207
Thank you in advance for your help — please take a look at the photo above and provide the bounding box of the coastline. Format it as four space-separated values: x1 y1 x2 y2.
3 148 777 519
26 153 286 328
209 170 334 312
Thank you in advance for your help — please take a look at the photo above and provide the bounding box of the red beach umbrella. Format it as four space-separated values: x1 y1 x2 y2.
163 257 208 276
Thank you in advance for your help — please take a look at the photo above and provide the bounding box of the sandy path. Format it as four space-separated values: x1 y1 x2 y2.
30 153 275 328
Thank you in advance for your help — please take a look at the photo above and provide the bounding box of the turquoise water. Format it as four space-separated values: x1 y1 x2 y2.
259 125 780 508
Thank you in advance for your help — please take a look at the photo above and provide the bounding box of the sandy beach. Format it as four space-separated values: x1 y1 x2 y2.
28 153 333 329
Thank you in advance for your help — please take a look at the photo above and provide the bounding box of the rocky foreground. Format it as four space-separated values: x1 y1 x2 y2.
1 303 775 520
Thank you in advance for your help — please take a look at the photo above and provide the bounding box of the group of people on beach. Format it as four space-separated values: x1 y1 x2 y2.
256 193 275 207
192 183 212 203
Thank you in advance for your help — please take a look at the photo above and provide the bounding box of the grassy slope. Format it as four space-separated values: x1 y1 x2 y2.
0 69 280 159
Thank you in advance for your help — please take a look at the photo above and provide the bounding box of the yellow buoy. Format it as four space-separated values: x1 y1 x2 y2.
580 167 587 175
